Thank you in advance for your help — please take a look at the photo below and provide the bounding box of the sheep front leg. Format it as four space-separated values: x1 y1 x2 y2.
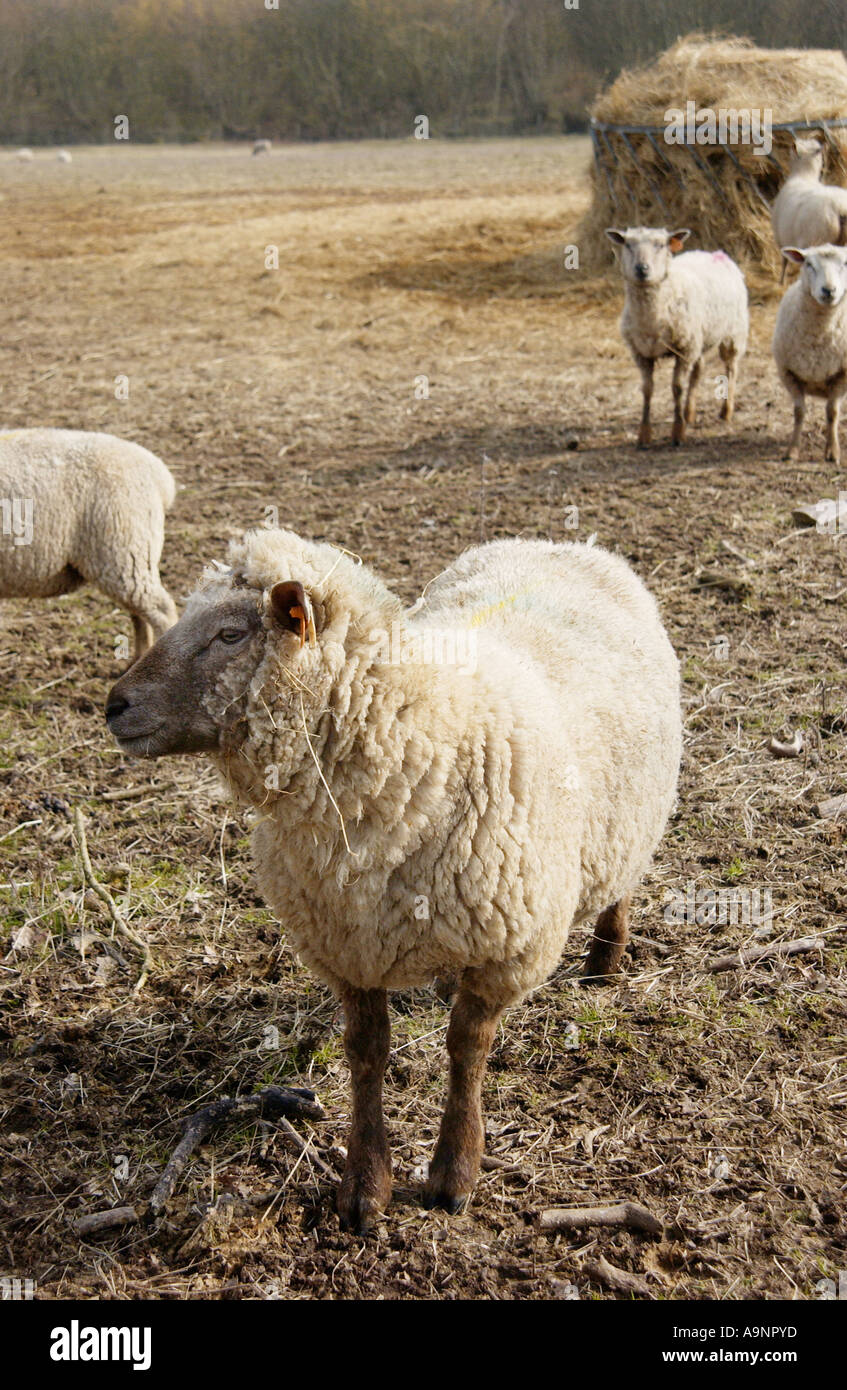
337 986 392 1233
423 985 501 1213
582 895 631 983
783 370 805 460
671 356 690 445
825 374 845 463
636 354 654 448
684 356 703 426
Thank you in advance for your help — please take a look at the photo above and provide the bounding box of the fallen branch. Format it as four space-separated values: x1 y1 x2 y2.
72 807 152 993
815 793 847 820
708 936 825 974
539 1201 663 1236
582 1254 655 1298
149 1085 325 1216
72 1205 138 1237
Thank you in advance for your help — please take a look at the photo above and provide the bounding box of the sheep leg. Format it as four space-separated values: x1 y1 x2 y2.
423 985 501 1213
671 356 689 445
582 895 632 984
718 345 738 422
825 375 845 463
337 986 392 1233
636 355 654 448
131 614 155 662
684 357 703 426
783 371 805 460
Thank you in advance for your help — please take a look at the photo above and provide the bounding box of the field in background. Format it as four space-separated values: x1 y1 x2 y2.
0 139 845 1301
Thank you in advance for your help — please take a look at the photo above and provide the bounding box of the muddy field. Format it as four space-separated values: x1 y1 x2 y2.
0 138 845 1302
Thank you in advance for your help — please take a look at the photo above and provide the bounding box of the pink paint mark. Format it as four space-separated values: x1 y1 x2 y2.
712 250 730 262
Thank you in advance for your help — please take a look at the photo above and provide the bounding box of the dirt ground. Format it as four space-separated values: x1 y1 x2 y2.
0 137 845 1301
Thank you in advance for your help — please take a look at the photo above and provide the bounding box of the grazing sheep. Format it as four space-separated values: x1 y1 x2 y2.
106 528 681 1230
771 139 847 283
55 150 72 164
772 244 847 463
607 226 749 447
252 139 272 156
15 148 33 163
1 429 178 661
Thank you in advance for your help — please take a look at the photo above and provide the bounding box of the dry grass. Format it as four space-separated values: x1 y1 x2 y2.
0 138 845 1301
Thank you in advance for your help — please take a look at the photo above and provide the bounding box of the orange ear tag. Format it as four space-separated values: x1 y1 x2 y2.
290 605 307 649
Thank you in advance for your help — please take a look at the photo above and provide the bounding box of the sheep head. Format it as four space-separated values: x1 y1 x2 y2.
782 244 847 308
605 226 690 285
790 137 824 182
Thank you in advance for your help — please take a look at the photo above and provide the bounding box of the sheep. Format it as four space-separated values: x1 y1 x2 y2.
105 527 681 1231
252 139 272 156
1 429 178 662
55 150 72 164
15 148 33 163
772 244 847 463
771 139 847 283
606 226 749 448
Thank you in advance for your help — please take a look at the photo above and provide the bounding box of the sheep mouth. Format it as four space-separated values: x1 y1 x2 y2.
112 725 167 756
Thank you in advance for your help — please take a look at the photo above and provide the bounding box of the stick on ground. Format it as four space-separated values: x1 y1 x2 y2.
72 1205 139 1237
149 1085 325 1216
73 806 153 993
582 1254 655 1298
539 1201 663 1235
708 935 825 973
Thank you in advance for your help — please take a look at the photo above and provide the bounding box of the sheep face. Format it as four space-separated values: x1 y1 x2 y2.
105 592 265 758
605 226 690 285
790 138 824 181
783 245 847 308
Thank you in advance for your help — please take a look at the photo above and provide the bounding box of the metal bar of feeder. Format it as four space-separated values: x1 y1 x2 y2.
645 130 686 190
717 141 772 211
619 129 669 215
591 128 619 211
600 128 638 213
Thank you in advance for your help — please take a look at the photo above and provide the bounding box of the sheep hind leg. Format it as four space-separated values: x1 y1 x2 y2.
423 982 502 1213
825 377 845 463
582 894 631 985
671 357 690 445
337 986 392 1233
718 344 739 422
684 356 703 426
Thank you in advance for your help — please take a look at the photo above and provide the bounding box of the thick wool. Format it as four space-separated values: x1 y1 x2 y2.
772 147 847 256
773 260 847 392
0 428 177 652
193 529 681 1008
619 246 749 367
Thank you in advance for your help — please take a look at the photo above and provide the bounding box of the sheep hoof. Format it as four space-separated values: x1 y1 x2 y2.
422 1187 469 1215
337 1187 388 1235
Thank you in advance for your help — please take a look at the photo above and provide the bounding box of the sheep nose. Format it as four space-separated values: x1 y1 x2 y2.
634 262 649 280
820 285 835 301
105 695 129 724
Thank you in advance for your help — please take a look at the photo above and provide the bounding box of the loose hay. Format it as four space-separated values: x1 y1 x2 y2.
582 34 847 280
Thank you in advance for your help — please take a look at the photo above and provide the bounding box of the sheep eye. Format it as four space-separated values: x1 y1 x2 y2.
218 628 247 645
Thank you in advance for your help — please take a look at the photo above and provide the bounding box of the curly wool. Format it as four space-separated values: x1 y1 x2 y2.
204 529 681 1006
619 245 749 366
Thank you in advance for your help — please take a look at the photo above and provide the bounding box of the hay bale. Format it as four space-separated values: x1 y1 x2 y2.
581 33 847 280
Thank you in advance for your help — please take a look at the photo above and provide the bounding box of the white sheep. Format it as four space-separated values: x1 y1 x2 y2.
55 150 72 164
771 139 847 283
1 429 178 661
106 527 681 1230
606 226 749 448
15 148 33 163
252 139 272 156
772 244 847 463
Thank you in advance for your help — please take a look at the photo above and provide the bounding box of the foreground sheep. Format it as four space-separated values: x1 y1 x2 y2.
771 139 847 283
773 244 847 463
106 528 681 1229
607 226 749 447
1 429 178 661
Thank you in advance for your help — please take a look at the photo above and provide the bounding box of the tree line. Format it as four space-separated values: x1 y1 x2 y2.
1 0 844 145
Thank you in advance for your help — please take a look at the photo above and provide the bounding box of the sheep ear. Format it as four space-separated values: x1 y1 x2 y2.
668 229 690 253
269 581 316 649
781 247 807 265
605 229 627 247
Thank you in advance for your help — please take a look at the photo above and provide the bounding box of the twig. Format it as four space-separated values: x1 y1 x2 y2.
149 1085 325 1216
582 1254 655 1298
72 806 152 993
539 1201 663 1235
72 1205 138 1237
707 935 825 973
815 793 847 820
276 1115 338 1181
99 784 171 803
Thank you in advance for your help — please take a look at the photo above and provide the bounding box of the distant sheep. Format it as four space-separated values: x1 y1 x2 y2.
773 244 847 463
55 150 72 164
771 139 847 283
106 528 681 1230
15 148 33 163
0 429 178 661
607 226 749 447
252 139 272 156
